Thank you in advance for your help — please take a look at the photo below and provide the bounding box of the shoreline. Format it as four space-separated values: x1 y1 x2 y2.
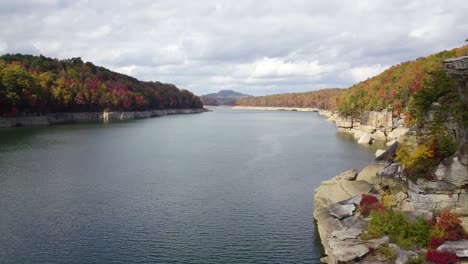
313 109 468 263
0 108 208 128
230 106 319 112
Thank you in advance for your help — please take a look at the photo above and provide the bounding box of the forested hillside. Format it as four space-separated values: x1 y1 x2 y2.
237 45 468 125
236 88 343 109
337 45 468 118
0 54 203 116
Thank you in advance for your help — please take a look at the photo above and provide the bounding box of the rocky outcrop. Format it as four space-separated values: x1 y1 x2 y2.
0 108 207 128
332 110 408 144
361 110 393 132
314 166 388 263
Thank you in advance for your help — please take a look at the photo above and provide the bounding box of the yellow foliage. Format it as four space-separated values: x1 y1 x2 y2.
382 193 395 208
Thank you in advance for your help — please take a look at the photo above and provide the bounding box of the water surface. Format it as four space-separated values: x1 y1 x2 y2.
0 108 375 263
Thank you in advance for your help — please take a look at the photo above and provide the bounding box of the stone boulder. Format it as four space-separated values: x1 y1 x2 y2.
375 142 400 162
371 131 387 141
358 133 372 144
328 203 356 219
435 155 468 187
387 127 409 140
375 149 386 157
386 140 397 147
437 240 468 257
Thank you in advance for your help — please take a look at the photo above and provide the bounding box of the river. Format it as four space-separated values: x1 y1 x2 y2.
0 108 376 264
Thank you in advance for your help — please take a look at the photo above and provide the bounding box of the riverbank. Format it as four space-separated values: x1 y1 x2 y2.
0 108 207 128
231 106 319 112
314 111 468 263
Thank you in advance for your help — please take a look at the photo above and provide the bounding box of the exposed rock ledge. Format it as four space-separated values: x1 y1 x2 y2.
318 109 409 145
314 152 468 263
0 108 207 128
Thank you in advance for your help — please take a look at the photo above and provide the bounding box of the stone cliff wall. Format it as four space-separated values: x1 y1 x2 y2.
0 108 206 128
319 109 408 148
314 56 468 263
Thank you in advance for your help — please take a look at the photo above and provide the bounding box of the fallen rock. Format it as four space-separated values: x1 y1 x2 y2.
437 240 468 257
358 133 372 144
328 203 356 219
375 149 386 157
371 131 387 141
387 127 409 140
386 139 397 147
375 141 400 162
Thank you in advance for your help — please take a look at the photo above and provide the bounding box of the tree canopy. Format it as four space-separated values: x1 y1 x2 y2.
0 54 203 116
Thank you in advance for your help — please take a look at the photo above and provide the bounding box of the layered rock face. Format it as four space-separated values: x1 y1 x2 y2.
444 55 468 144
319 109 408 146
0 109 206 128
314 56 468 263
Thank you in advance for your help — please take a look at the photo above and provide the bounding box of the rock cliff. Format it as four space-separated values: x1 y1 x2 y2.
0 108 207 128
314 56 468 263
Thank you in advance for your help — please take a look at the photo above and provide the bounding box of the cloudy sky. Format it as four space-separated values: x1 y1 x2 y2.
0 0 467 95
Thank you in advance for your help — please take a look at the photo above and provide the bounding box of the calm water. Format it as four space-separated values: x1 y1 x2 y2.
0 108 376 264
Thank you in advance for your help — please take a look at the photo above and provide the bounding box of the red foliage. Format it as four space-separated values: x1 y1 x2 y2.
360 194 383 217
434 209 466 242
361 194 379 205
445 225 465 241
426 250 458 264
429 236 446 249
368 246 375 254
409 81 422 93
436 209 461 230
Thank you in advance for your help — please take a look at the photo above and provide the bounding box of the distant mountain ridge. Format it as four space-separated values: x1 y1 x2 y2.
201 90 252 105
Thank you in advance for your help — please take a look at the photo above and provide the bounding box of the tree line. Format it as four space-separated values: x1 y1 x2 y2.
0 54 203 116
237 45 468 125
236 88 342 109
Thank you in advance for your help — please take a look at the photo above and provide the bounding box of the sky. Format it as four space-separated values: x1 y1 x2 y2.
0 0 467 96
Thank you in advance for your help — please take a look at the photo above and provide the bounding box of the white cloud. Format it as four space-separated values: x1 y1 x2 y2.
0 0 466 95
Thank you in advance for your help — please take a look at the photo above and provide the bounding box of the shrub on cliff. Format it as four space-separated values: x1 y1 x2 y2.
395 133 457 180
364 209 430 249
359 194 384 217
433 209 466 241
